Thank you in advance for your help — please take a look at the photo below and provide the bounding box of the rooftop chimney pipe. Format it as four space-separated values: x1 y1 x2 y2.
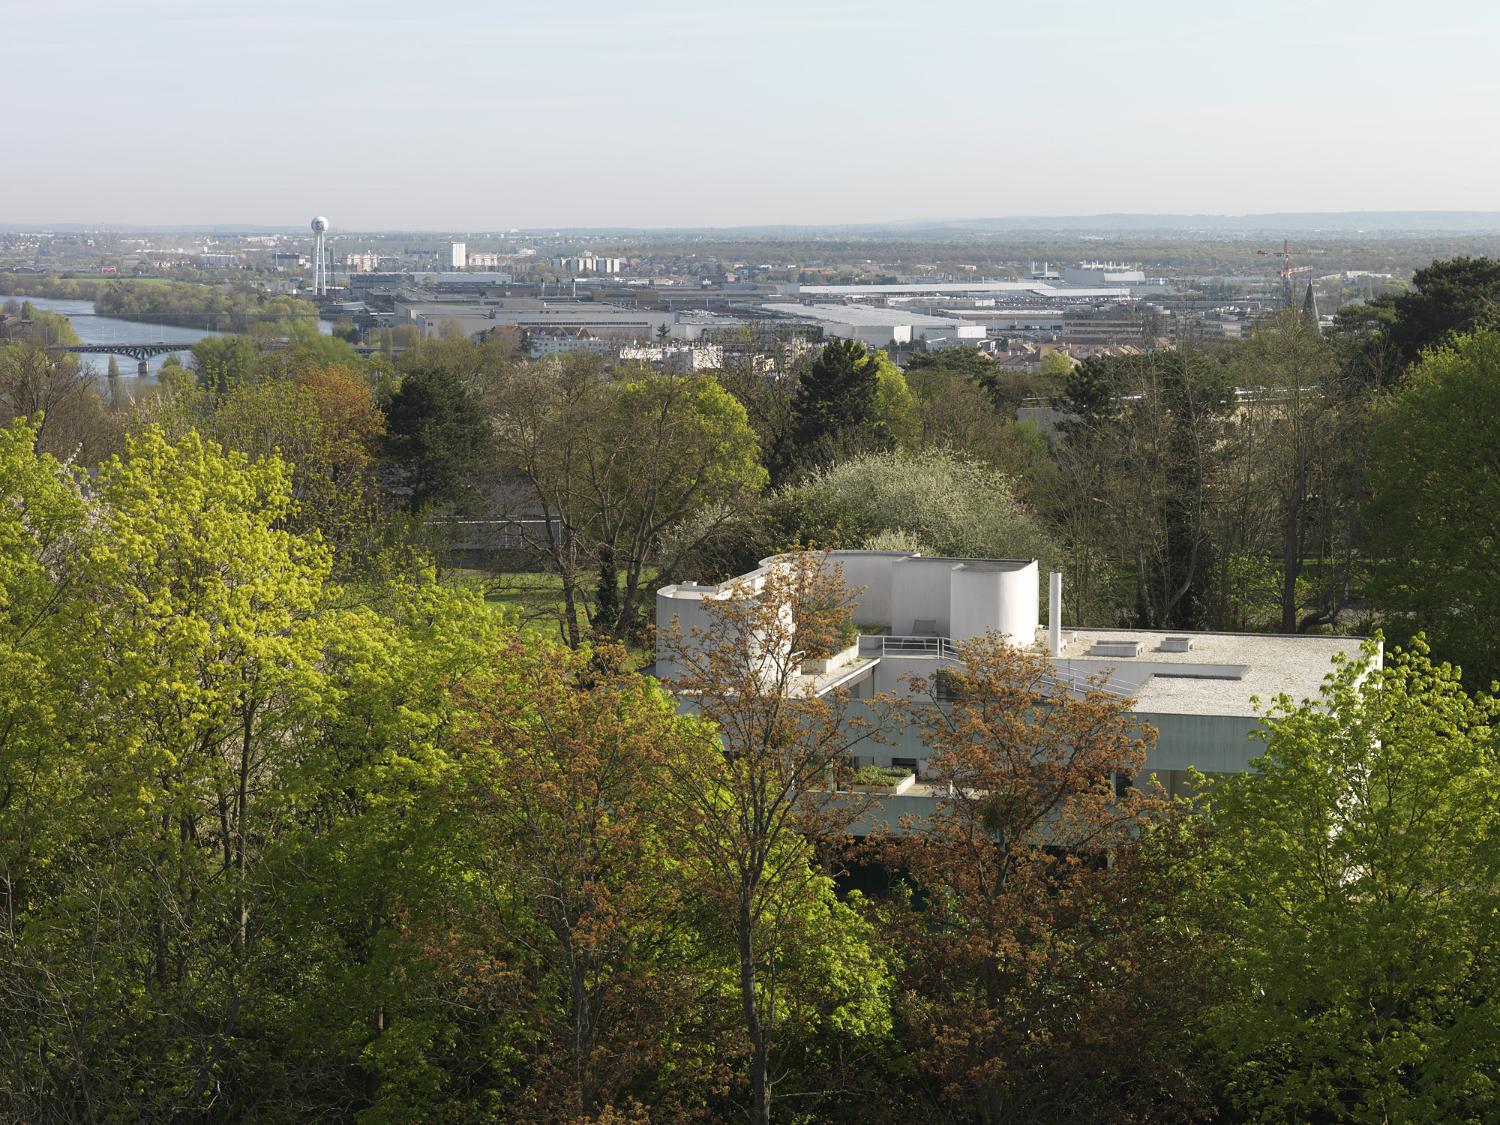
1049 569 1063 657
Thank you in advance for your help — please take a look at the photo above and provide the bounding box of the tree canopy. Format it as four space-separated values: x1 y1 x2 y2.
1200 639 1500 1122
1365 328 1500 687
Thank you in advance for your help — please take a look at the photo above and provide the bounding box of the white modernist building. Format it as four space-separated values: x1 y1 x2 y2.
450 242 467 270
656 550 1374 830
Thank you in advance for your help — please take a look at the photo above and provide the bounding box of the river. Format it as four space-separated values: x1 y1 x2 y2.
2 294 331 381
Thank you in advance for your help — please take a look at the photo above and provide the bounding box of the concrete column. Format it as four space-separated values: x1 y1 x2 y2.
1049 570 1063 657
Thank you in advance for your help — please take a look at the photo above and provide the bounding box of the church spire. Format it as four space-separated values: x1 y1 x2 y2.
1301 280 1319 330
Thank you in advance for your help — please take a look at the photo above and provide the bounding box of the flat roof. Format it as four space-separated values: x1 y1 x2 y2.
761 302 966 328
791 282 1133 298
1053 628 1370 717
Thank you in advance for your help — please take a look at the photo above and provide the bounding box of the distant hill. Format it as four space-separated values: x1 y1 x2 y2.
884 212 1500 235
9 212 1500 238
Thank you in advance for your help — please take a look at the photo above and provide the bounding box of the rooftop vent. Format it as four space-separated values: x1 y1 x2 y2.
1091 640 1142 658
1159 636 1193 653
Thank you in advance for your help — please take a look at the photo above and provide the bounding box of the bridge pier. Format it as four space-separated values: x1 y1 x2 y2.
138 359 150 378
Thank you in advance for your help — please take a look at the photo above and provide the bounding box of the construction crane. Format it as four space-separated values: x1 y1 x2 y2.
1257 239 1313 305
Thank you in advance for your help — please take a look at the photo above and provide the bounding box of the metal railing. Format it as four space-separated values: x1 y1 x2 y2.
878 636 1133 700
1040 666 1133 699
882 636 962 660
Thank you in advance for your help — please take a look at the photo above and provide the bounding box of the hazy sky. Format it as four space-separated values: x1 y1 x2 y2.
7 0 1500 229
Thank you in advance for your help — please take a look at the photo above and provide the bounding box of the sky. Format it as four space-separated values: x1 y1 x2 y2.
5 0 1500 230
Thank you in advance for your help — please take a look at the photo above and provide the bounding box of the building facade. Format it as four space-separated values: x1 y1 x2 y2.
656 551 1374 831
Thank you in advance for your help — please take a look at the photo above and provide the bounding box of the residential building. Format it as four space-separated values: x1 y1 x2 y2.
524 328 616 359
656 550 1373 832
450 241 467 269
618 342 725 371
552 255 623 274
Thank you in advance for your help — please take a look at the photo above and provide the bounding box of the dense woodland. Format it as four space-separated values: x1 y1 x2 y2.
2 258 1500 1121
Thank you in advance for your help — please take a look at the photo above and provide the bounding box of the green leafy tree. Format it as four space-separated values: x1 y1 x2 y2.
210 362 386 569
489 365 766 645
779 447 1054 563
1364 328 1500 687
904 345 995 382
382 365 489 512
0 415 513 1118
658 553 894 1124
1200 639 1500 1123
191 333 258 394
864 349 920 451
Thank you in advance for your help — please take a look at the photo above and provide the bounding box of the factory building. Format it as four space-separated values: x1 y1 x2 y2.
760 303 987 348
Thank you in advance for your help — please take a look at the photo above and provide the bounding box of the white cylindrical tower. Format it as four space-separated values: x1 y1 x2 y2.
310 216 330 295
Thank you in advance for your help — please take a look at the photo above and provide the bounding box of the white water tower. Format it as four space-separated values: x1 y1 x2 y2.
310 215 330 295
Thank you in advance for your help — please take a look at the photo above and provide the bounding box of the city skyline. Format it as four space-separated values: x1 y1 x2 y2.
8 0 1500 229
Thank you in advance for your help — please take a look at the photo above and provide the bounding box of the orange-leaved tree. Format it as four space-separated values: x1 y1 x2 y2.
418 640 727 1122
878 637 1216 1124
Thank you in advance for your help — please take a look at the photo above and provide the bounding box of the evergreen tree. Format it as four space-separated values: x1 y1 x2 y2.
784 339 888 477
381 365 488 512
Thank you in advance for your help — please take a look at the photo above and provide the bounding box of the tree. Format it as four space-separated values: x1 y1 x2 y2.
490 364 766 645
780 448 1055 563
0 425 334 1114
903 345 994 382
876 637 1214 1123
0 416 512 1119
209 362 386 567
413 641 721 1120
1200 639 1500 1123
715 357 797 475
658 552 894 1124
864 349 919 451
1387 256 1500 368
1049 349 1234 629
590 373 766 640
784 339 888 476
908 346 1053 418
904 362 1046 478
1364 328 1500 687
1219 311 1355 633
0 342 112 460
191 334 258 394
1037 349 1077 382
488 354 608 647
382 365 489 512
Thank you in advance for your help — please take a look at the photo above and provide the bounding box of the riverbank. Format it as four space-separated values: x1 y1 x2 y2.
1 294 221 379
0 274 317 335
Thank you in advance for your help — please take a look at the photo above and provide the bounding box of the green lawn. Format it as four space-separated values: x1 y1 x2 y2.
482 570 587 642
454 569 657 667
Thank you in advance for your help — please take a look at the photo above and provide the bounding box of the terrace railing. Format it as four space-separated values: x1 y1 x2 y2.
881 635 962 660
